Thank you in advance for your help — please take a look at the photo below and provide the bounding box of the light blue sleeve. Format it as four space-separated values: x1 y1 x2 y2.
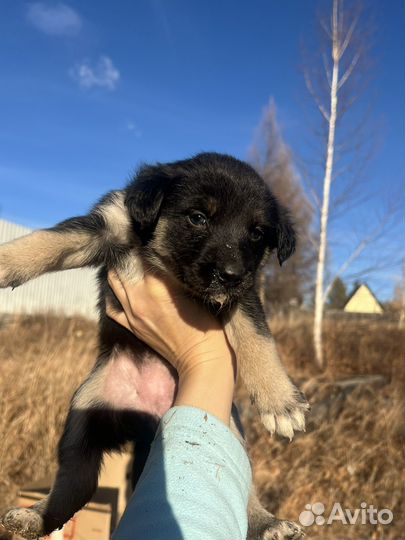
112 406 252 540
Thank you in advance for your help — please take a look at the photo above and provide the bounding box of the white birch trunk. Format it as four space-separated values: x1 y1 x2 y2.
313 0 340 369
399 258 405 329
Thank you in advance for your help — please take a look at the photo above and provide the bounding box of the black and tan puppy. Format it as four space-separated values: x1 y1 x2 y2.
0 153 307 539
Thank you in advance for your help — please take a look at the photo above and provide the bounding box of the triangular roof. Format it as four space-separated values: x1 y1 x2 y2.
344 283 384 312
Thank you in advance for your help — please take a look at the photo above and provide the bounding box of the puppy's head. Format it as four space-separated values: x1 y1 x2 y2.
126 153 295 305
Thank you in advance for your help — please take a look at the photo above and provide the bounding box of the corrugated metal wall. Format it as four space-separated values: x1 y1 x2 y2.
0 219 98 319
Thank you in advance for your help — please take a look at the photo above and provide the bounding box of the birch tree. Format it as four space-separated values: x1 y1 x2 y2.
305 0 374 368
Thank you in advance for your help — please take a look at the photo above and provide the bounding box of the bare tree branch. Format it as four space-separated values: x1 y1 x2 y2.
323 224 385 302
344 258 404 282
322 52 332 87
303 69 330 122
320 16 332 39
338 52 361 90
338 14 360 59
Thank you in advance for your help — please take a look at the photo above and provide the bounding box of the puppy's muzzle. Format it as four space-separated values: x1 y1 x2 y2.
215 263 244 287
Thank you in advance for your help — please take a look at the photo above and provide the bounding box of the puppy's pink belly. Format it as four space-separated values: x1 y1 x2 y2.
103 351 177 418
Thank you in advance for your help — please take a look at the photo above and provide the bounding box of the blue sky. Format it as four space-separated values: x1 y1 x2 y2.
0 1 404 300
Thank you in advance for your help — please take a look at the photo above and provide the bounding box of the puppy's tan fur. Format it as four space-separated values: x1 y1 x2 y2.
0 161 308 539
0 192 307 436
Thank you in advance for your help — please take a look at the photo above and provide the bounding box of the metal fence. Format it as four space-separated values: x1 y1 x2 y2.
0 219 98 319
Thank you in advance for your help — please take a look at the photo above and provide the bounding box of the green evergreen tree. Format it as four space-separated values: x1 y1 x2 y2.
326 277 348 310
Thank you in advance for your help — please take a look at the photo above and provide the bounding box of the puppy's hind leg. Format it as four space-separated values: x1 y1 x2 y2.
1 406 104 538
1 364 111 539
230 406 304 540
248 490 304 540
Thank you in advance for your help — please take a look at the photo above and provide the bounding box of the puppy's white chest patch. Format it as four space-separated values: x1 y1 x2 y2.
103 350 177 417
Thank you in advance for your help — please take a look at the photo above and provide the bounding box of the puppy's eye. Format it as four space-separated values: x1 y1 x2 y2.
250 226 264 242
188 211 207 227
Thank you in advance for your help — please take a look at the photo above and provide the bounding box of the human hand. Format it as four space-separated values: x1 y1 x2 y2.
106 271 236 424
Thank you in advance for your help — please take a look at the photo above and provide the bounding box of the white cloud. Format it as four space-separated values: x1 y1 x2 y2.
127 121 142 138
27 2 82 36
70 56 120 91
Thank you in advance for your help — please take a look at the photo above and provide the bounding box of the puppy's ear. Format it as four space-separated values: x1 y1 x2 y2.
267 203 296 266
125 164 172 234
276 207 296 265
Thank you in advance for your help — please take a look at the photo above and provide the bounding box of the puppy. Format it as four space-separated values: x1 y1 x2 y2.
0 153 307 540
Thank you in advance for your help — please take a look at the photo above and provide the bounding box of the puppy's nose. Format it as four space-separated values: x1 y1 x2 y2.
217 264 243 286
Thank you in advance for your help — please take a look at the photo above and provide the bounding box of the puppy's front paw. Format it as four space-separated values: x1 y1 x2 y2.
260 387 310 440
0 249 25 289
1 507 45 539
262 518 304 540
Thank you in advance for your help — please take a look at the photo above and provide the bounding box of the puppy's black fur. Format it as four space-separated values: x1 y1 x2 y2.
0 152 306 540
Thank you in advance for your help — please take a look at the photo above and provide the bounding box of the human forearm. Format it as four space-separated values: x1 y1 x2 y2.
113 406 251 540
174 349 235 426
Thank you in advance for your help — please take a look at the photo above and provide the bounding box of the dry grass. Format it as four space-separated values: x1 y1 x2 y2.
0 313 404 539
238 315 405 540
0 315 97 513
